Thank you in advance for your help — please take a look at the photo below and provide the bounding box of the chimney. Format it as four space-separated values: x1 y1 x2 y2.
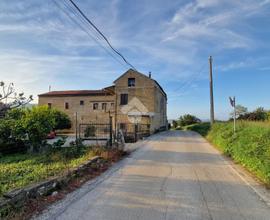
148 71 151 78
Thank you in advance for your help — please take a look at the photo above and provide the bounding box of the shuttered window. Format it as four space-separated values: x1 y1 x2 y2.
120 94 128 105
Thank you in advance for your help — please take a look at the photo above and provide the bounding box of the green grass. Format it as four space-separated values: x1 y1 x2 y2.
0 148 97 196
171 126 183 130
208 121 270 184
186 121 270 185
184 122 211 136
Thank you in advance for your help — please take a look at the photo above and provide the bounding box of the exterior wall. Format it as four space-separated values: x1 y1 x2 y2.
114 70 167 133
38 95 115 132
38 69 167 134
152 86 167 131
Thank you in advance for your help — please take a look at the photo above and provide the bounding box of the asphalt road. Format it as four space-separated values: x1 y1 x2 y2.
36 131 270 220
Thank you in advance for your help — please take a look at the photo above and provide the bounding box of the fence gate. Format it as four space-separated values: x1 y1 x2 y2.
79 123 113 145
118 123 150 143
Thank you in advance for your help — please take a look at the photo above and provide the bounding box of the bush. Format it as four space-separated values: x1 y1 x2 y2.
178 114 201 126
172 120 178 128
0 118 26 154
51 109 71 130
6 108 26 120
0 106 72 154
84 125 96 137
238 107 268 121
23 106 56 152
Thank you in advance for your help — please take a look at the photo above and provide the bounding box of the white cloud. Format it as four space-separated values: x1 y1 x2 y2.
0 50 123 102
163 0 268 50
0 0 269 119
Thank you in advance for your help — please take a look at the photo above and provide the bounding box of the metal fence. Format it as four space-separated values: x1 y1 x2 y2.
79 123 112 142
118 123 150 143
79 122 150 144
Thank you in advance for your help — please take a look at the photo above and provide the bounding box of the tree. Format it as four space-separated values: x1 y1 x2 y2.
178 114 201 126
51 109 71 130
0 106 72 154
6 108 26 120
0 113 26 154
172 120 178 128
23 106 56 152
238 107 268 121
230 105 248 119
0 81 33 116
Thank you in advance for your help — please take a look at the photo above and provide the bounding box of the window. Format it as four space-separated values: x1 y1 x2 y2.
102 103 107 110
48 103 52 108
120 94 128 105
128 78 135 87
80 100 84 106
65 102 69 110
93 103 98 110
119 123 126 130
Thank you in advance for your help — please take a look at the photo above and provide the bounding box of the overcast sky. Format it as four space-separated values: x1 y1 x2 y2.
0 0 270 120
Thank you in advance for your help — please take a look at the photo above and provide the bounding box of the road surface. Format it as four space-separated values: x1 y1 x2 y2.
36 131 270 220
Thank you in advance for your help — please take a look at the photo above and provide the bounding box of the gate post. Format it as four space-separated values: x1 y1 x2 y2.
109 116 113 147
134 123 138 142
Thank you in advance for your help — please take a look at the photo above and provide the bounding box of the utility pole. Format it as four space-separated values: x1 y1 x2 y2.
233 97 236 134
209 56 215 125
75 112 78 147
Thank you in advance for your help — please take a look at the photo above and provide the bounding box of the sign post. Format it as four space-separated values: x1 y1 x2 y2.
229 96 236 134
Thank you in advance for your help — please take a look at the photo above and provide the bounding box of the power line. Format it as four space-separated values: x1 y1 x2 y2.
171 63 207 93
52 0 128 69
67 0 137 70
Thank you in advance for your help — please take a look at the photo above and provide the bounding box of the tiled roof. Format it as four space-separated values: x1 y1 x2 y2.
38 89 113 97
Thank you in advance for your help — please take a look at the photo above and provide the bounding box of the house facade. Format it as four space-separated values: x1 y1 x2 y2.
38 69 167 134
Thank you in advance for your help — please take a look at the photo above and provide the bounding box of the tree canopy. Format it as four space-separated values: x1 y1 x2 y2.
178 114 201 126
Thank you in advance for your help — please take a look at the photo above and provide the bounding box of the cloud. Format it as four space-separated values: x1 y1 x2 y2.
0 50 124 102
163 0 268 49
0 0 269 119
218 56 270 72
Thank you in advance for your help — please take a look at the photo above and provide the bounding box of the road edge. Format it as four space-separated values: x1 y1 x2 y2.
191 130 270 207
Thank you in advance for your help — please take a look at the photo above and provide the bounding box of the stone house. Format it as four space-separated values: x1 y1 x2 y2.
38 69 167 134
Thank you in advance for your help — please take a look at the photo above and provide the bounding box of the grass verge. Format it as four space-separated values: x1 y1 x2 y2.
186 121 270 185
184 123 211 136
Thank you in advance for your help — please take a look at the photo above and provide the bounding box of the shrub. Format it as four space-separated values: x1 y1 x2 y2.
238 107 268 121
0 106 72 154
178 114 201 126
84 125 96 137
0 118 26 154
51 109 71 130
22 106 56 152
0 119 12 144
172 120 178 128
6 108 26 120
